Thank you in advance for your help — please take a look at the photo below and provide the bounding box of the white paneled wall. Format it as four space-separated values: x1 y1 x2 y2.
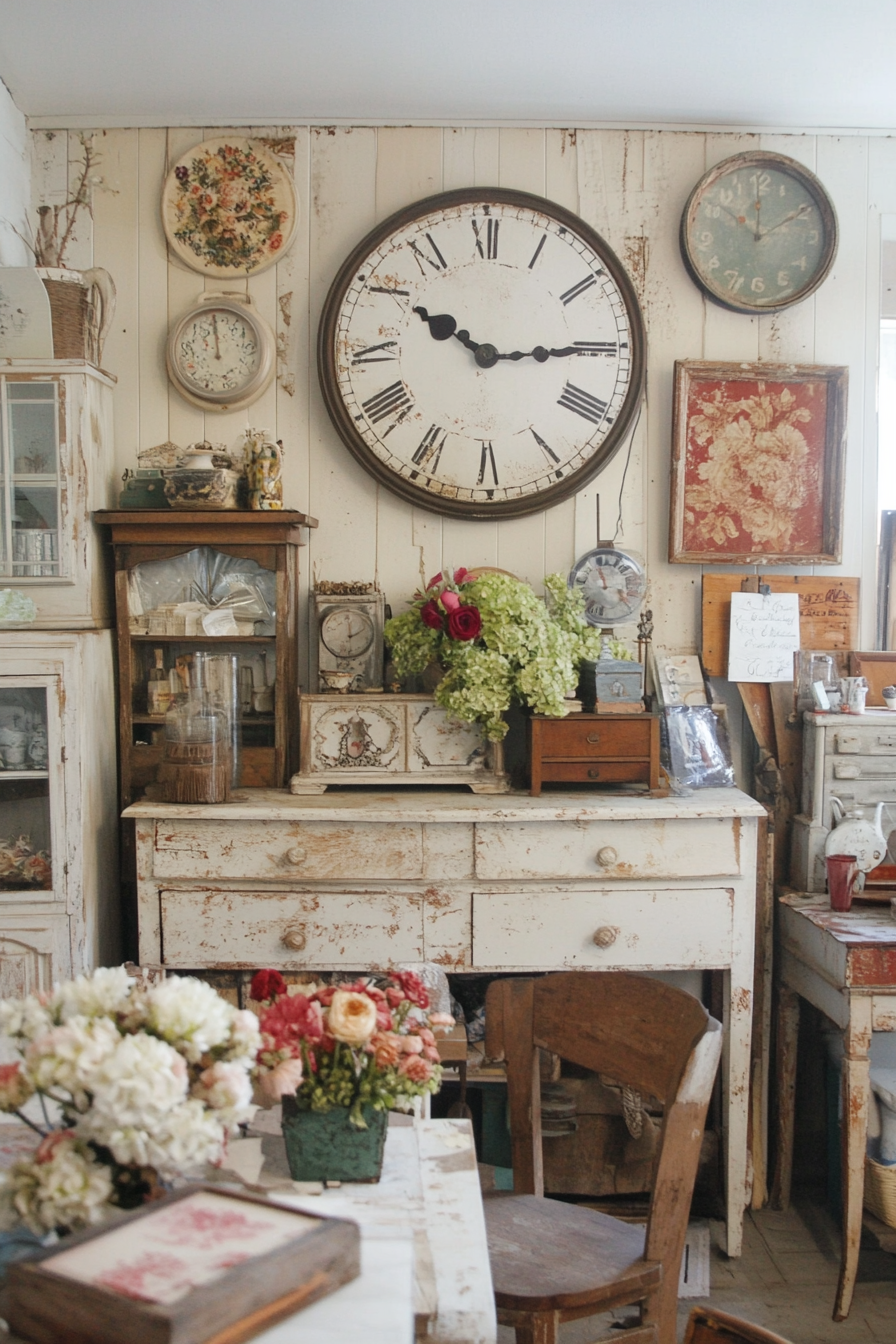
31 124 891 688
0 81 29 265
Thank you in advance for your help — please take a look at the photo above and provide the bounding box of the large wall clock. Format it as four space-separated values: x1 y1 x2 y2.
680 151 838 314
318 188 646 519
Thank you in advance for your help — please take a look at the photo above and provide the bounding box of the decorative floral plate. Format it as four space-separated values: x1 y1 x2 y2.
161 137 298 277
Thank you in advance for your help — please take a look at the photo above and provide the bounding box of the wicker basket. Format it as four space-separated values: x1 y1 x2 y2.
39 273 91 360
864 1153 896 1227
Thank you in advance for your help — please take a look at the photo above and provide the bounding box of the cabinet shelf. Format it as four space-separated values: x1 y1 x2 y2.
0 770 50 780
129 634 276 644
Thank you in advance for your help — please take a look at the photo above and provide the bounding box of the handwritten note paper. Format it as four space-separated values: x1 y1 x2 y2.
727 592 800 682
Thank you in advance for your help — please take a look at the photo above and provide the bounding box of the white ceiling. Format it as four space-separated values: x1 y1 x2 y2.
2 0 896 130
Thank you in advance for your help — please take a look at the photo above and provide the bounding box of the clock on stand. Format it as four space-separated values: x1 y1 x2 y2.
568 545 648 713
313 588 385 693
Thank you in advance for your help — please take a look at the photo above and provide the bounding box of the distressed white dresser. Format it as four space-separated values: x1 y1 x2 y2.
125 786 763 1255
792 710 896 891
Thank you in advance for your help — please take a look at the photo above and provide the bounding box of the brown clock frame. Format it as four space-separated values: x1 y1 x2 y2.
680 150 839 315
317 187 646 521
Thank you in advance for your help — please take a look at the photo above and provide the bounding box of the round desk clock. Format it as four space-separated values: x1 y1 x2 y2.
568 546 647 627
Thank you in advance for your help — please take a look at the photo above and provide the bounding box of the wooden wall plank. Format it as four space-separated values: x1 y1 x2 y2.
306 126 379 589
91 128 139 474
137 129 171 454
165 128 207 449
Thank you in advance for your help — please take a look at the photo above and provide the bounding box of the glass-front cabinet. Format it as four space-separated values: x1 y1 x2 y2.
0 363 115 628
1 632 118 997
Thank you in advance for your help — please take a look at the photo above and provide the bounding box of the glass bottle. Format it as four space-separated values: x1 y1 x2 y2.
146 648 172 715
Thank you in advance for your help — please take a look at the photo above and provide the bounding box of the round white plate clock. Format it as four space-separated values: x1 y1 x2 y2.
166 295 276 412
318 188 646 519
568 546 647 627
320 606 377 659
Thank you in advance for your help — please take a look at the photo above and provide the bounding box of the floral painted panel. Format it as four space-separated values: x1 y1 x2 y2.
47 1189 318 1305
161 137 298 277
671 362 847 564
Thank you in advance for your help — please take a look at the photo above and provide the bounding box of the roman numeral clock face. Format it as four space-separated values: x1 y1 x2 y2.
318 189 645 518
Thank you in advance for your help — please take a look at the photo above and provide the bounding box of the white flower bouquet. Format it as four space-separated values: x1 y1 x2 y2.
0 967 260 1235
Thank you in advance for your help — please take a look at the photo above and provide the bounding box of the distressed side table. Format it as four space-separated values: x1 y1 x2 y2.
773 891 896 1320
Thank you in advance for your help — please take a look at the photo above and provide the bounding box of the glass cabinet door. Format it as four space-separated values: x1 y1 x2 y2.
0 685 53 894
0 380 61 579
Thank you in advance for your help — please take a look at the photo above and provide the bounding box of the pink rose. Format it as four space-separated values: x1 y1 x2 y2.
399 1055 433 1084
254 1056 304 1105
454 568 472 584
400 1035 424 1054
439 590 461 612
447 605 482 641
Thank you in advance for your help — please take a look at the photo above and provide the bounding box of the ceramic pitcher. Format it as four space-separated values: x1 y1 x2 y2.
825 797 888 875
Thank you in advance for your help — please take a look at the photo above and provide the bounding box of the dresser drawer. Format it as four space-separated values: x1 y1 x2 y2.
472 888 734 968
159 888 425 968
153 820 424 881
535 717 654 758
475 817 742 880
832 728 896 755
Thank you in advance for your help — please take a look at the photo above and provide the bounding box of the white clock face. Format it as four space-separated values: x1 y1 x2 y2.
320 190 645 519
176 308 261 394
321 608 375 658
167 301 276 410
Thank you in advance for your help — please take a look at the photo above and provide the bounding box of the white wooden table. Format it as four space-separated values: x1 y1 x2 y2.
774 891 896 1321
256 1117 496 1344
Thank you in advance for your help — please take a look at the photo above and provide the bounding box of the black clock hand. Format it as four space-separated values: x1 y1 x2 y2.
413 306 479 352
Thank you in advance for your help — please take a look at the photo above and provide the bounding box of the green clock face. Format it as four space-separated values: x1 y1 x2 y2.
681 152 838 314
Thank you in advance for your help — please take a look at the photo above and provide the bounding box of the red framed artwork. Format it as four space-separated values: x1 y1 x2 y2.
669 361 848 565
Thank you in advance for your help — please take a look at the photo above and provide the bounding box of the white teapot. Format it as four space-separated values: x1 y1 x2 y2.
825 798 888 878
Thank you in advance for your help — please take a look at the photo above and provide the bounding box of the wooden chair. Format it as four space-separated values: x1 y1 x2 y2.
684 1306 794 1344
483 972 722 1344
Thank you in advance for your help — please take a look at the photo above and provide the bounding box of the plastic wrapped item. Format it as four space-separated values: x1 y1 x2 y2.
129 547 275 634
660 705 735 789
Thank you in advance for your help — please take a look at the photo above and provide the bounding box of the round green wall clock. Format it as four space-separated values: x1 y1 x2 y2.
680 151 838 314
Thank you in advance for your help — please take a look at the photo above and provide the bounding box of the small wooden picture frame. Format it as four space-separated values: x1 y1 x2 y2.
7 1185 360 1344
670 360 848 565
849 651 896 706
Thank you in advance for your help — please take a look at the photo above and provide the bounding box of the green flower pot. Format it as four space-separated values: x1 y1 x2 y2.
280 1097 388 1183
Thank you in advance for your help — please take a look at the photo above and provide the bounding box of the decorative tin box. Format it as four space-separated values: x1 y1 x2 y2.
162 467 242 510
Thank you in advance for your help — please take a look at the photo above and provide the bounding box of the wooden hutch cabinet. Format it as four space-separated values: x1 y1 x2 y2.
95 511 317 808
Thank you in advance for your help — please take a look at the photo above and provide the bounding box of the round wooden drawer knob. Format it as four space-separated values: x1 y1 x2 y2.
285 846 307 865
593 926 618 948
282 924 307 951
596 845 618 867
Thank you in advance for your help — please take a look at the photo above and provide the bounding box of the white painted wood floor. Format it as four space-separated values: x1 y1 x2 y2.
495 1194 896 1344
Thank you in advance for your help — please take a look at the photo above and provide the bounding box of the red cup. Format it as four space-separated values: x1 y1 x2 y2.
825 853 859 912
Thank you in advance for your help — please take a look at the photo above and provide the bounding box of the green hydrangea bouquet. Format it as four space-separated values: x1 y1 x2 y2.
384 568 629 741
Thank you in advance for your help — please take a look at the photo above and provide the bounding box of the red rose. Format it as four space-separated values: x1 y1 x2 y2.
447 605 482 641
260 993 324 1048
250 969 287 1002
454 567 473 584
421 599 445 631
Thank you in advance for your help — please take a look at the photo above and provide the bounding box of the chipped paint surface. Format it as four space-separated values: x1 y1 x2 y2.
134 790 760 1259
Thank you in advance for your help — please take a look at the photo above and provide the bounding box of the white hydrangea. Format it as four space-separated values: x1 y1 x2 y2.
0 994 54 1043
51 967 133 1023
191 1060 255 1128
144 977 233 1061
4 1136 114 1235
24 1017 121 1107
83 1033 188 1130
90 1099 225 1177
225 1008 262 1065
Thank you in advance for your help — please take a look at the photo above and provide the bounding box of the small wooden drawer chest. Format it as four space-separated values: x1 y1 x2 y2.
527 713 660 795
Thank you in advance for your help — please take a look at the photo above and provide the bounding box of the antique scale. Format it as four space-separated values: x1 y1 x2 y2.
568 544 648 712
